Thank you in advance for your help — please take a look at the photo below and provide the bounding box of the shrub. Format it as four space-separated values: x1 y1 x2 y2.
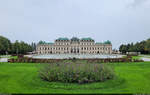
39 63 115 84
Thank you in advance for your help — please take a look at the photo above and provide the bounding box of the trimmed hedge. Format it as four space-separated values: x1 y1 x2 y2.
8 57 136 63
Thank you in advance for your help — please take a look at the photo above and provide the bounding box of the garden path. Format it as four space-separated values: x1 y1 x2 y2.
0 58 8 62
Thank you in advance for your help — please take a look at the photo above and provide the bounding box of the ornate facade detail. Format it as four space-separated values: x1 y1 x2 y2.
36 37 112 54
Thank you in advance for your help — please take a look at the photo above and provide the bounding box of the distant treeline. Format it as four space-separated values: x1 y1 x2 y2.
119 38 150 54
0 36 36 55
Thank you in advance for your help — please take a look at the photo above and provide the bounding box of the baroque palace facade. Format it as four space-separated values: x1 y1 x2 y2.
36 37 112 54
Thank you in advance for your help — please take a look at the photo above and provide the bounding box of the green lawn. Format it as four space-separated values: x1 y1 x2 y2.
132 55 150 60
0 55 18 59
0 62 150 94
9 56 18 59
132 56 142 60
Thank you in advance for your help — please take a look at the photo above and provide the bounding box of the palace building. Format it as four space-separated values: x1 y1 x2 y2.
36 37 112 54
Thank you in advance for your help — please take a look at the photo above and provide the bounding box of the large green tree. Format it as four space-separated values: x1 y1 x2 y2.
31 42 36 51
0 36 11 54
144 39 150 53
11 40 32 54
119 44 128 54
119 38 150 54
0 36 33 55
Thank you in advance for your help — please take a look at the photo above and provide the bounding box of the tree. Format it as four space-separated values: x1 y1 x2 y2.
119 38 150 54
128 43 135 52
31 42 36 51
144 39 150 54
11 40 33 54
119 44 128 54
0 36 11 54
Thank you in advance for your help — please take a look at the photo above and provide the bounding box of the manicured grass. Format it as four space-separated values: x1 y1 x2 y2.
0 55 18 59
132 55 150 60
132 56 142 60
0 62 150 94
9 56 18 59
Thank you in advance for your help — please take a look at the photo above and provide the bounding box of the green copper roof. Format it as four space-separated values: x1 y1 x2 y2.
47 42 54 45
56 37 69 41
104 40 111 44
38 41 54 45
38 38 111 45
71 37 80 41
96 40 112 45
81 37 94 41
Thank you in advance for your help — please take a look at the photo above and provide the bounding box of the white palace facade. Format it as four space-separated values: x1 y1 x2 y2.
36 37 112 54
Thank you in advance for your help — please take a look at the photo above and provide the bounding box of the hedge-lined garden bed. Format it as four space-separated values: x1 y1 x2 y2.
39 63 115 84
8 56 143 63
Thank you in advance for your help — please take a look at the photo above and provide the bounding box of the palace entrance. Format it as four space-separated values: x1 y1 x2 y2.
71 48 79 54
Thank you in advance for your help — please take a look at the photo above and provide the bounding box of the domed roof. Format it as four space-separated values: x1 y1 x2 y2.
71 37 79 41
104 40 111 44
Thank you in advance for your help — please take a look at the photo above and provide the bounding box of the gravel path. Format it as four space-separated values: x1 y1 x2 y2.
141 57 150 62
0 58 8 62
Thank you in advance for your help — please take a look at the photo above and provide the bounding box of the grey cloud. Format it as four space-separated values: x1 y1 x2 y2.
0 0 150 49
128 0 148 7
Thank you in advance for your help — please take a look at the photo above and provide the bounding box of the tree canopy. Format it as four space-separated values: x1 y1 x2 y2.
0 36 36 55
0 36 11 54
119 38 150 54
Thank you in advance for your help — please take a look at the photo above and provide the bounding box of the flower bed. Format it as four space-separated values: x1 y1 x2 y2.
39 63 115 84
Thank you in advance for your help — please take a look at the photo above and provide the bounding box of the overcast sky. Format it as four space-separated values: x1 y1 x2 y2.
0 0 150 49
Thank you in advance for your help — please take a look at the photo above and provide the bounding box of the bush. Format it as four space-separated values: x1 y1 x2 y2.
39 63 115 84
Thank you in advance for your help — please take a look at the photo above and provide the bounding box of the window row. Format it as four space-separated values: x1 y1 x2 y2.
55 43 94 45
39 47 111 51
39 47 69 50
81 47 111 50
